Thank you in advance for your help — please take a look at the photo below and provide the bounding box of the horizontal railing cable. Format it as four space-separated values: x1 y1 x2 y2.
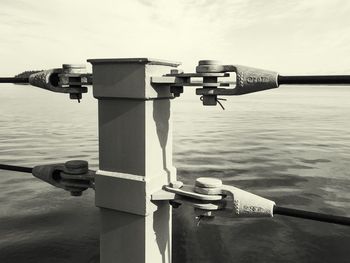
0 77 29 83
274 206 350 226
278 75 350 85
1 163 349 226
0 164 33 173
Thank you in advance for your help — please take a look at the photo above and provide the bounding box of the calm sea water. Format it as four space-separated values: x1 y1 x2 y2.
0 85 350 262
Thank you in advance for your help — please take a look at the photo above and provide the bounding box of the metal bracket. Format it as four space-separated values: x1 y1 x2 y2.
151 68 232 105
156 177 275 219
151 60 279 106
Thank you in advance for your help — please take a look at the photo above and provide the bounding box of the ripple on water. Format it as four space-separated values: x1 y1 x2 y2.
1 86 350 262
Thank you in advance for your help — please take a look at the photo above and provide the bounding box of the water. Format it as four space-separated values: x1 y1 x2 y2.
1 85 350 262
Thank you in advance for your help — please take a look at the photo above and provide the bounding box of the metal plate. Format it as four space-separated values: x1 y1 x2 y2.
194 186 223 195
164 185 223 201
177 198 224 210
165 73 229 77
170 83 221 87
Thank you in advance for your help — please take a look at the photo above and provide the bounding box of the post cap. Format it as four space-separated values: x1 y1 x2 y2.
87 57 181 67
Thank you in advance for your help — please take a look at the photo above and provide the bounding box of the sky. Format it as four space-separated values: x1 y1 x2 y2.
0 0 350 76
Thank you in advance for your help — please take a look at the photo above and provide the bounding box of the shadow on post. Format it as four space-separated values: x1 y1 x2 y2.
152 99 171 183
153 98 172 263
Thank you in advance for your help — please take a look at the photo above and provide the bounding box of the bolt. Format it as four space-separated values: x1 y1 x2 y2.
195 177 222 188
70 190 83 197
62 64 87 74
198 60 221 66
69 93 82 103
170 69 183 75
170 86 183 97
201 72 219 106
170 181 183 189
201 95 217 106
65 160 88 175
196 60 225 73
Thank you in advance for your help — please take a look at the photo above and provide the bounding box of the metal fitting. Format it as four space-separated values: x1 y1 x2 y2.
162 177 275 219
28 64 92 102
32 160 95 196
151 59 279 107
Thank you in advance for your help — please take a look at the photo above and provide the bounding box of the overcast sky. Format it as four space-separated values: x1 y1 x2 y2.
1 0 350 76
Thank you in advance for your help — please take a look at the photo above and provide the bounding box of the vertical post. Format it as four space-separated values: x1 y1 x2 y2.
87 58 180 263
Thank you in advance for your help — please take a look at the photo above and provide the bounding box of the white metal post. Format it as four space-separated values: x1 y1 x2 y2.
87 58 179 263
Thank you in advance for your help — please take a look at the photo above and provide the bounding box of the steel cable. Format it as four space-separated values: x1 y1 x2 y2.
0 164 33 173
274 206 350 226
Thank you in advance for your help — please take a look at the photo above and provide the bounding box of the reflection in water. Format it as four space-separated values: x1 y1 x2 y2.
0 86 350 262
